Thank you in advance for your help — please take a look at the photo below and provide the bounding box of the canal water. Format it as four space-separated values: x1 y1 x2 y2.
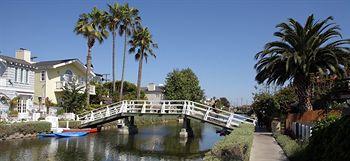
0 123 222 161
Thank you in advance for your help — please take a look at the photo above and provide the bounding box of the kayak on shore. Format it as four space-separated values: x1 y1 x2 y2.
55 132 88 137
62 128 98 133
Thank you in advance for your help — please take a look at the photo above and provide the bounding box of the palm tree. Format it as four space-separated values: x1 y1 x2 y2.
255 15 350 111
118 3 141 100
106 3 122 93
129 27 158 99
74 7 109 106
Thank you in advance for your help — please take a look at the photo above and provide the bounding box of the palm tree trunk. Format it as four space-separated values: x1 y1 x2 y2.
112 30 116 93
294 76 313 112
119 31 127 100
136 50 144 99
85 47 92 106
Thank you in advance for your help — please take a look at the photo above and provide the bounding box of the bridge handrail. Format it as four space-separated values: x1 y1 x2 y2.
77 101 123 117
78 100 257 128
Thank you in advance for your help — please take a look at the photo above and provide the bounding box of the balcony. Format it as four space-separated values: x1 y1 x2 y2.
55 81 95 95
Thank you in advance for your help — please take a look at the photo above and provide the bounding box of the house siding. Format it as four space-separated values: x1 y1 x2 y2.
34 62 91 104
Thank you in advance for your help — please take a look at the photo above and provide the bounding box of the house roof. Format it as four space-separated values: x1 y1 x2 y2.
0 54 36 69
141 86 165 94
34 59 76 69
34 59 96 76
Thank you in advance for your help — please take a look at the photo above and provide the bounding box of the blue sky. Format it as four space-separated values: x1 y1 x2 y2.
1 0 350 105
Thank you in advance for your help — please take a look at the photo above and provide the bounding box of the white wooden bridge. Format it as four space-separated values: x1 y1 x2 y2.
77 100 256 131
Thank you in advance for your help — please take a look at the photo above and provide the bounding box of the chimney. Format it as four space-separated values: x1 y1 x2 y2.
16 48 32 63
147 83 156 91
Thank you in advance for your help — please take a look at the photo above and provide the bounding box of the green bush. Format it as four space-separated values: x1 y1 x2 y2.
0 121 51 139
301 116 350 161
204 124 254 161
274 133 304 160
312 113 340 134
58 121 81 128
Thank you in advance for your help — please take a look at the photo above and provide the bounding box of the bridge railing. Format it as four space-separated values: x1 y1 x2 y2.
77 100 256 128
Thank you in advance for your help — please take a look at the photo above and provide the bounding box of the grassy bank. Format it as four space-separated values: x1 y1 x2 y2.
204 124 255 161
134 115 179 126
0 121 51 139
58 121 81 129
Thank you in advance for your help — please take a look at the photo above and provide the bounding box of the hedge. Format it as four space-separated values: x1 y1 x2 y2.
301 116 350 161
0 121 51 139
274 133 304 160
275 116 350 161
58 121 81 129
204 124 254 161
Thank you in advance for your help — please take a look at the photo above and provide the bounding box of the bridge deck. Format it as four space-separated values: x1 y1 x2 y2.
78 100 256 129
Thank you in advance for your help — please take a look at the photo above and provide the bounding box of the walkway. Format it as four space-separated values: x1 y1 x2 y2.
250 128 289 161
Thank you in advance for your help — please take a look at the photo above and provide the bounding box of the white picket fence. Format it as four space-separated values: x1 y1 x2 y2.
291 122 313 140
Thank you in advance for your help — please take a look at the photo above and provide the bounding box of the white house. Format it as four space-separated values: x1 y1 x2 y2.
0 49 36 120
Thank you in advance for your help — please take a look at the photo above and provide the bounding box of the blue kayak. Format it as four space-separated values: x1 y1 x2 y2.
38 133 57 137
55 132 88 137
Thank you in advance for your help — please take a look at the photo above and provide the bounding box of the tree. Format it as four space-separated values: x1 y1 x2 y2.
60 82 86 113
164 68 204 102
74 7 109 106
106 3 122 93
104 81 146 101
274 86 297 113
119 3 141 100
129 27 158 99
252 92 280 130
44 97 54 114
90 82 109 105
214 97 231 110
255 15 350 112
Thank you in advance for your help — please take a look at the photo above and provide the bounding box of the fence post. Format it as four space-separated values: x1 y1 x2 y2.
141 101 146 113
204 107 211 121
90 111 94 121
161 101 165 114
182 101 187 115
226 113 234 128
106 106 110 117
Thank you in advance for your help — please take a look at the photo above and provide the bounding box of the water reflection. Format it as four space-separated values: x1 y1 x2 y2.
0 123 222 161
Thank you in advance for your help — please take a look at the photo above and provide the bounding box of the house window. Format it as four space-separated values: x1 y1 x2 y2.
41 71 45 81
17 99 27 113
15 68 18 82
20 69 24 83
25 70 29 83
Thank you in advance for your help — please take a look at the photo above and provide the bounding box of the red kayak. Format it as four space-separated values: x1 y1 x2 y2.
63 128 98 133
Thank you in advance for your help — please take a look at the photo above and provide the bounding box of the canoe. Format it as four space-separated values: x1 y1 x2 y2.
55 132 88 137
38 133 57 137
62 128 98 133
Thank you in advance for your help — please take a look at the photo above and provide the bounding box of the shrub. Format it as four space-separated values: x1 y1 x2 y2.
302 116 350 161
58 121 81 128
0 121 51 139
204 124 254 161
274 133 304 160
312 113 340 134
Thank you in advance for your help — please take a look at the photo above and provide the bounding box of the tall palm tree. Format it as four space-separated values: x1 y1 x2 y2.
74 7 109 106
255 15 350 111
106 3 122 93
129 27 158 99
118 3 141 100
